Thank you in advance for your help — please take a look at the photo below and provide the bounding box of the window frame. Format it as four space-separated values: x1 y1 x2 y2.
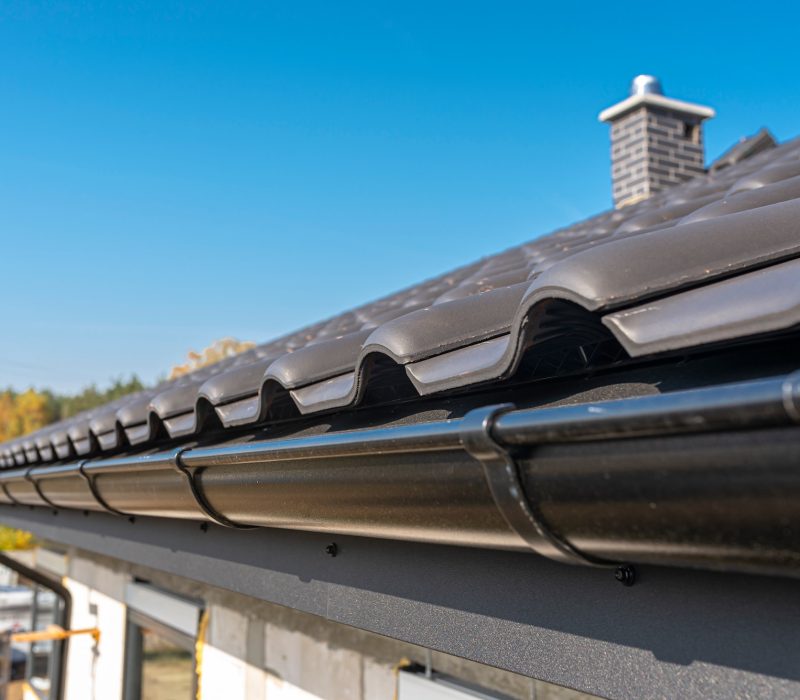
0 551 71 700
122 583 201 700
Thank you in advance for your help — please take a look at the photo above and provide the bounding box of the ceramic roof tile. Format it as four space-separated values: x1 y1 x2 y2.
6 134 800 464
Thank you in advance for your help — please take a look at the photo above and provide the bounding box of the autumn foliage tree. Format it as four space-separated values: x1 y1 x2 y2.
0 376 145 441
0 389 54 442
0 337 253 442
169 337 255 379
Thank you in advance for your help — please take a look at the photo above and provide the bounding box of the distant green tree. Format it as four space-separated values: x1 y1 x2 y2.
0 375 145 441
54 375 145 420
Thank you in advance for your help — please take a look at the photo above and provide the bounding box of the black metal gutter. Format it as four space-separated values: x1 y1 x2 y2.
1 373 799 578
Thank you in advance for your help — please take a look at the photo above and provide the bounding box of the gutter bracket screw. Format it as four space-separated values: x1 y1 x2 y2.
325 543 338 557
615 564 636 587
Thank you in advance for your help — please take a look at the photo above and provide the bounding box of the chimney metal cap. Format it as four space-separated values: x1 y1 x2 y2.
630 75 663 96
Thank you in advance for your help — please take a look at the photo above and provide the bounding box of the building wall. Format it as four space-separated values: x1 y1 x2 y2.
47 549 592 700
63 558 127 700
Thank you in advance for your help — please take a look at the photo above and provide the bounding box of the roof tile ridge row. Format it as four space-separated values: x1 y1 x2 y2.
4 136 800 466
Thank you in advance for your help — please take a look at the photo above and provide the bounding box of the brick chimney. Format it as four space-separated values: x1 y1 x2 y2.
599 75 715 208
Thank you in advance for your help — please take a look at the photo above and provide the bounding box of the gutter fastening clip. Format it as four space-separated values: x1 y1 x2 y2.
0 481 21 507
78 460 129 517
24 468 60 512
461 404 630 579
171 448 253 530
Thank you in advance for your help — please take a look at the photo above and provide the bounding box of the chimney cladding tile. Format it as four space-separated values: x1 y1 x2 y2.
647 126 674 138
648 165 674 178
648 146 672 158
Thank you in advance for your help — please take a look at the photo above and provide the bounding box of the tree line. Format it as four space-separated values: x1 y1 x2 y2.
1 337 256 443
0 375 144 442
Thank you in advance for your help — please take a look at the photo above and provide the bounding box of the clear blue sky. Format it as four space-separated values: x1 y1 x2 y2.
2 2 798 393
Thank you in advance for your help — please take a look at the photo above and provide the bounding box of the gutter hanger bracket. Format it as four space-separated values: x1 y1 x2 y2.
78 460 129 517
171 448 253 530
460 404 611 568
1 482 21 507
24 468 60 511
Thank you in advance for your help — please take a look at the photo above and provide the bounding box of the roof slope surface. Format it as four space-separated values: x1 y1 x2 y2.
5 135 800 466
